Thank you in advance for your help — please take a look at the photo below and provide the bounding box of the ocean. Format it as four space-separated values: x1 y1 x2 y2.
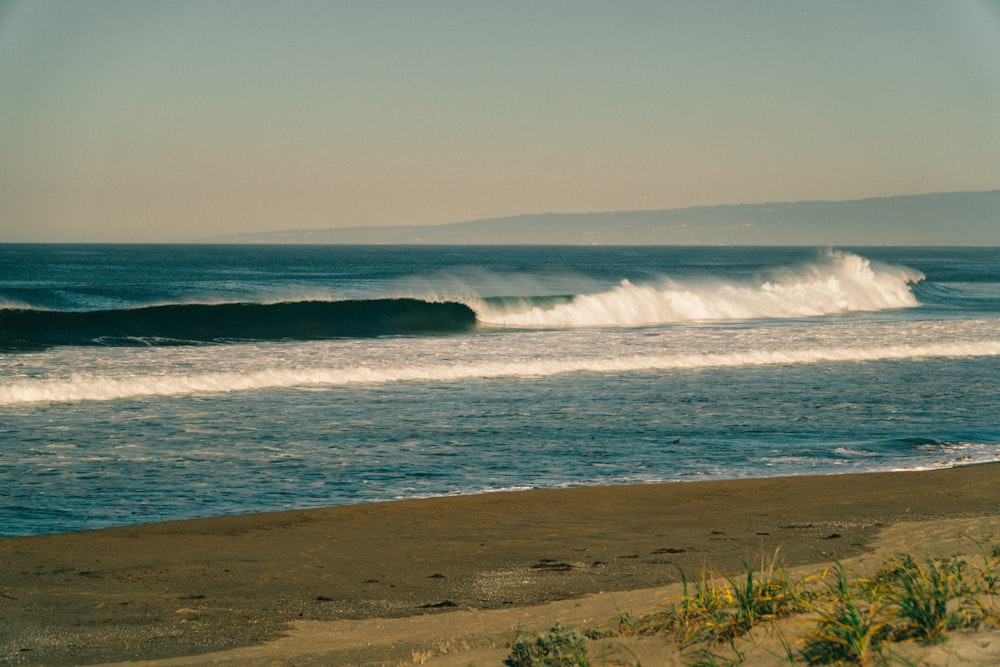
1 245 998 537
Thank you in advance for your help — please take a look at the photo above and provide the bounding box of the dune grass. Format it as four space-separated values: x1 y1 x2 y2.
508 539 1000 666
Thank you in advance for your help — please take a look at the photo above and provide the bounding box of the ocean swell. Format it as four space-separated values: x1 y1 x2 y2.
0 298 477 350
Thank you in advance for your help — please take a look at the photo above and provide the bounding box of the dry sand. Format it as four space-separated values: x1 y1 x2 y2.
1 464 998 666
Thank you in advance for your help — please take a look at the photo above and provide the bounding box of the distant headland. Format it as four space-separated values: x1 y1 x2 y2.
207 189 1000 245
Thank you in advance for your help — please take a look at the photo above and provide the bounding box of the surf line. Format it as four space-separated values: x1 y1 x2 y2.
3 341 999 405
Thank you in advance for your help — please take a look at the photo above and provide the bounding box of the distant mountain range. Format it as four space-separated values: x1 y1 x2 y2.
209 189 1000 245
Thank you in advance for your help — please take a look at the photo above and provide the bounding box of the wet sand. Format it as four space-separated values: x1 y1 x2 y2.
1 464 999 665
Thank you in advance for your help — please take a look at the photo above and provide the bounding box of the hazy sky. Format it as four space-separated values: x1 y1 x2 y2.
2 1 999 242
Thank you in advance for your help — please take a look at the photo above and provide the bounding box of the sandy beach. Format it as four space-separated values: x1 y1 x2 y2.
2 463 999 666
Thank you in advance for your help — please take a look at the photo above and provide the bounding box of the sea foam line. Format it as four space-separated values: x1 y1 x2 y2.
3 341 999 405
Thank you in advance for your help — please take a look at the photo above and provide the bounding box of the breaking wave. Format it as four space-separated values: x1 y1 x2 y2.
0 252 926 350
473 251 923 326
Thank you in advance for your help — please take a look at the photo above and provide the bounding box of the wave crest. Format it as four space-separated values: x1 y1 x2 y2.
0 299 476 350
474 251 923 327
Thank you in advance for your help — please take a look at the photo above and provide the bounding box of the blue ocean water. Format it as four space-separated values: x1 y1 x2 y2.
1 245 998 536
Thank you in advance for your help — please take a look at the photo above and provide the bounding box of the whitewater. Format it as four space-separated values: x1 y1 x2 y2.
2 245 998 535
473 250 923 326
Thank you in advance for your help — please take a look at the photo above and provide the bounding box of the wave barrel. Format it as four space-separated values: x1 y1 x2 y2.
0 299 478 349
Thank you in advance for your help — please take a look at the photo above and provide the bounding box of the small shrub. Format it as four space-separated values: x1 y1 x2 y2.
507 622 590 667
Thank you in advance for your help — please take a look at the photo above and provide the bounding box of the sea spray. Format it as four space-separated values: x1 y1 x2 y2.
474 251 923 326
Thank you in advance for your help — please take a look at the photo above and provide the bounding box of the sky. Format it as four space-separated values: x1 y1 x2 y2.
1 1 999 243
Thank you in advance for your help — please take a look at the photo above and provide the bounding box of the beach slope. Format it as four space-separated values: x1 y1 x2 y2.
2 464 998 665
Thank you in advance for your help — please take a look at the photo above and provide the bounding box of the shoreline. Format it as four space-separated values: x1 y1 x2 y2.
7 458 995 540
2 464 999 665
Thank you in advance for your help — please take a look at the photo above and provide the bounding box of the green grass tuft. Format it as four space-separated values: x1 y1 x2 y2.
886 554 976 644
801 562 892 666
509 538 1000 666
507 622 590 667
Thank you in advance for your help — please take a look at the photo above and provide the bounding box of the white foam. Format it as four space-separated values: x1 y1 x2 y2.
474 251 923 326
3 340 998 406
0 297 32 310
